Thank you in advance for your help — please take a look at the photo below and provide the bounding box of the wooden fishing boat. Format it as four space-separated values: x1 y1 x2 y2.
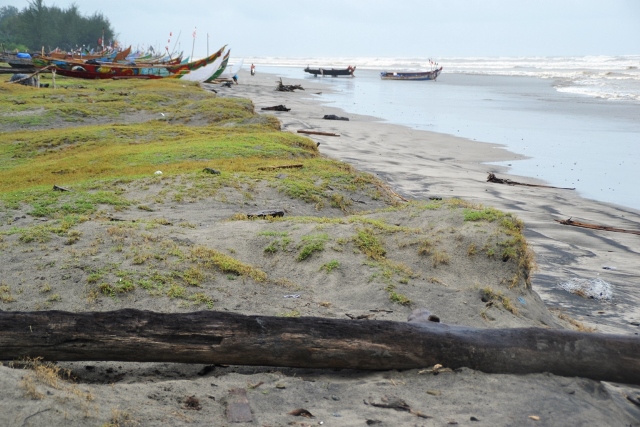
0 52 36 68
179 48 227 82
48 46 131 62
33 45 227 80
380 67 443 81
215 58 243 80
203 50 231 82
304 65 355 77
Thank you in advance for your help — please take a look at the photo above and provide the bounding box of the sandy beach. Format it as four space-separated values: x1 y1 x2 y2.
1 71 639 426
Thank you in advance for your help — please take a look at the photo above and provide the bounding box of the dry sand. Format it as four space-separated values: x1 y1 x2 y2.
0 70 639 426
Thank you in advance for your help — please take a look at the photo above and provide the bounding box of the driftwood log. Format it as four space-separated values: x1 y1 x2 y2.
323 114 349 121
275 78 304 92
1 310 639 384
261 105 291 111
246 209 285 219
297 130 340 137
555 218 640 236
257 164 303 171
487 173 575 190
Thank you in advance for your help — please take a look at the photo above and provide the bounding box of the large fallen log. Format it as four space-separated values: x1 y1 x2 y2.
1 310 638 384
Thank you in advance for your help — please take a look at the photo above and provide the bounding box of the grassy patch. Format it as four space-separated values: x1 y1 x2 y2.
480 287 517 315
191 246 267 282
354 227 386 260
297 233 329 261
320 260 340 272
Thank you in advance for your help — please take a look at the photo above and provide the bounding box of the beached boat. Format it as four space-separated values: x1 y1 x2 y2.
33 46 227 80
48 46 131 62
0 52 36 68
203 50 231 83
179 48 227 82
215 58 244 80
304 65 355 77
380 67 443 81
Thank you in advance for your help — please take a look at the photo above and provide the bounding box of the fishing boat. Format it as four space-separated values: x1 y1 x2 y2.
304 65 355 77
215 58 243 80
33 45 227 80
179 48 228 82
380 66 443 81
203 50 231 83
0 52 36 68
48 46 131 62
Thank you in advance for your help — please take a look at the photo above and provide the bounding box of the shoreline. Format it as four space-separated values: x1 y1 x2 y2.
219 69 640 335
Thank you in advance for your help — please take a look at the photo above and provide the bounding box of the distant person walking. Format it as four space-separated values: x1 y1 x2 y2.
250 63 255 76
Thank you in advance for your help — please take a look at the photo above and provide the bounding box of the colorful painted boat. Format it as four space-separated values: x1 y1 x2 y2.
380 67 443 81
33 45 227 80
304 65 355 77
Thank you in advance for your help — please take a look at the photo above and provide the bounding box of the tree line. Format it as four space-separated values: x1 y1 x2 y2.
0 0 115 53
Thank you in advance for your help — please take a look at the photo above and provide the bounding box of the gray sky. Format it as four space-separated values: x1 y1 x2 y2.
8 0 640 58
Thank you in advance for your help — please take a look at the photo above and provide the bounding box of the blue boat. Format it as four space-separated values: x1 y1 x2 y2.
380 66 442 81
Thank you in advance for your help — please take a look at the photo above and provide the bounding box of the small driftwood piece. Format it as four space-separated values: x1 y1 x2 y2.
297 130 340 137
323 114 349 121
247 209 285 219
1 309 639 384
366 395 431 419
53 184 70 192
257 164 303 171
275 78 304 92
226 388 253 423
261 105 290 111
555 218 640 236
203 167 221 175
487 173 575 190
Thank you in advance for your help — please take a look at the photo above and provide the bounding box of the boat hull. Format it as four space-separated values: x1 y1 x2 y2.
380 67 442 81
304 66 355 77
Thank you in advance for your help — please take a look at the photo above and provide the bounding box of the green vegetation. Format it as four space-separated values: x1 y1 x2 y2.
297 233 329 261
320 260 340 272
191 246 267 282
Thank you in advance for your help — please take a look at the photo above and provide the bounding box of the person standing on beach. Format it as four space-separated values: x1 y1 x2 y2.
250 63 255 76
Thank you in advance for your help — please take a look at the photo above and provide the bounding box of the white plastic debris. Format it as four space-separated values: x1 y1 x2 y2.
558 278 612 301
154 171 163 175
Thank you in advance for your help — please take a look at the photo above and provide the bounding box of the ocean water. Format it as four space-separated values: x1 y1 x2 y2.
245 56 640 211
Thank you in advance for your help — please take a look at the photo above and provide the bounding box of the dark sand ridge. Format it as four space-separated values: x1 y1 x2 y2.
220 68 640 336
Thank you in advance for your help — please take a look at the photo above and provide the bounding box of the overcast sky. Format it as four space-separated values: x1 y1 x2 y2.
8 0 640 58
